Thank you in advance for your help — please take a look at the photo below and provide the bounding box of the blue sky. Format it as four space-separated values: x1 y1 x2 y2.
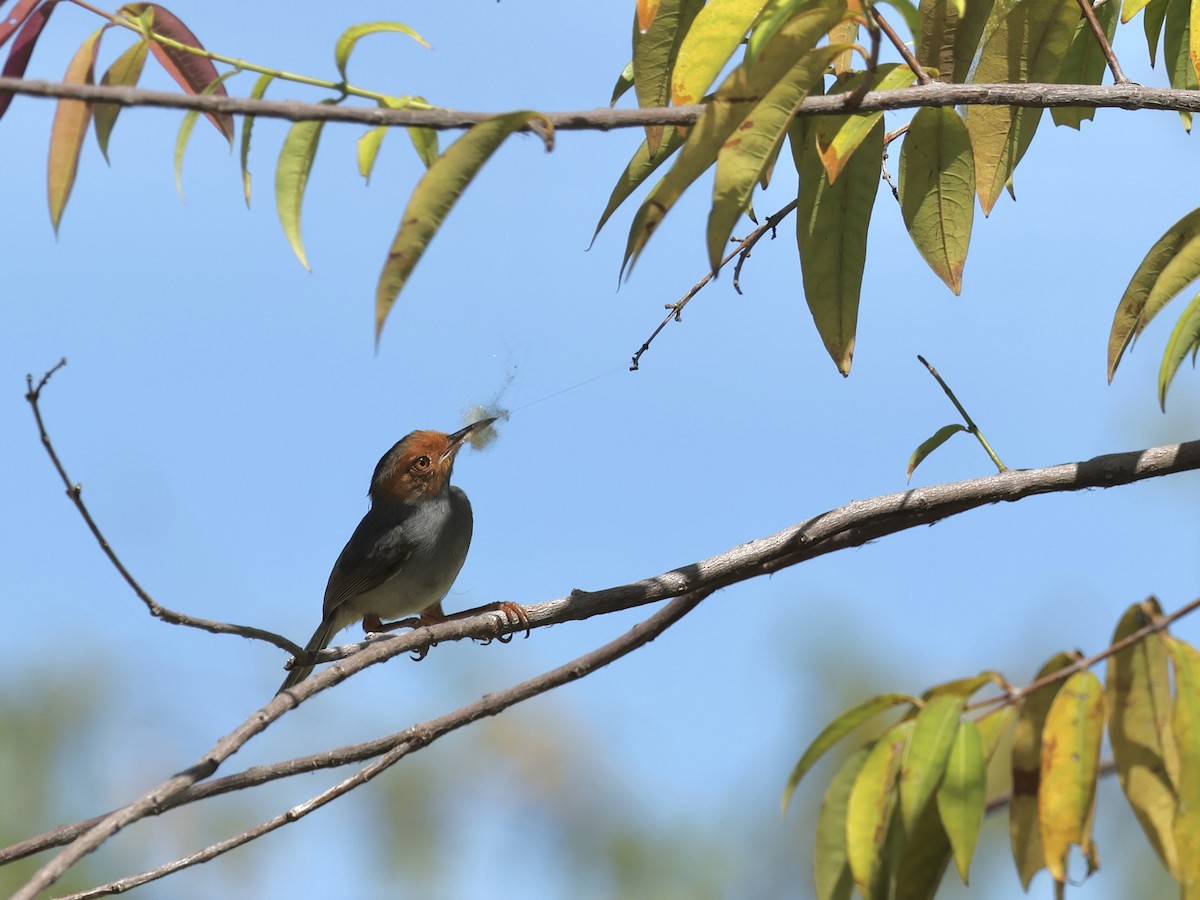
3 2 1199 898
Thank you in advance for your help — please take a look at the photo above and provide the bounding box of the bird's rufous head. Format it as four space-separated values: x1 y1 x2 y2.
369 418 496 504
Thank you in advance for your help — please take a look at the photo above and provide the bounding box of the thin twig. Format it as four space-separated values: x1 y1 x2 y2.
24 362 303 656
23 591 711 899
1074 0 1129 85
871 7 931 85
917 355 1007 472
630 199 798 370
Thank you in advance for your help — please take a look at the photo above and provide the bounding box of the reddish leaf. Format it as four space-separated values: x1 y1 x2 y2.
0 0 44 49
48 28 102 232
124 3 233 142
0 0 56 120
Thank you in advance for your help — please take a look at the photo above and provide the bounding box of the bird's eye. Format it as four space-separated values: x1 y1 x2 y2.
414 455 431 470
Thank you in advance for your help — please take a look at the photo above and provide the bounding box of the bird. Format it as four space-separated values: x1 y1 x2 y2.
278 417 522 694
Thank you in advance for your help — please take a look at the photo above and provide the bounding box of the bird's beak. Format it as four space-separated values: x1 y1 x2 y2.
443 417 498 460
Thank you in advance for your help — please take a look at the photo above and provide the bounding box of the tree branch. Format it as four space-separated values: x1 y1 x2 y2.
14 590 711 898
3 78 1200 130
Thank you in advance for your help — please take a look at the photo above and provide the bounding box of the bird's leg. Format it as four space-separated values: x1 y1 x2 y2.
439 601 531 643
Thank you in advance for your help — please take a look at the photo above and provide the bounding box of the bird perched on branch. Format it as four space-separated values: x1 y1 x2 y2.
278 418 524 694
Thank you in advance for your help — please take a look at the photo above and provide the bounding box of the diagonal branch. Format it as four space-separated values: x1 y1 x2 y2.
15 590 711 899
25 361 303 656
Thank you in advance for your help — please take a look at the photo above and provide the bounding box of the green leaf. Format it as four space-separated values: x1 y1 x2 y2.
783 692 920 816
1163 0 1195 129
174 68 239 200
275 102 335 271
706 43 845 272
899 106 975 294
671 0 771 105
815 64 916 183
358 126 387 183
1010 651 1076 890
1038 670 1105 885
1052 0 1119 128
1159 291 1200 408
1166 637 1200 895
814 745 871 900
333 21 429 82
1107 599 1179 877
965 0 1078 215
611 60 635 106
1125 0 1156 23
893 795 953 900
974 704 1016 759
622 3 849 278
899 694 964 833
907 423 967 481
592 127 685 246
937 720 986 884
1108 206 1200 381
240 73 274 207
94 39 149 162
632 0 704 155
1144 0 1169 66
923 671 1008 700
877 0 924 47
48 28 103 234
846 720 914 897
376 111 552 342
789 107 882 375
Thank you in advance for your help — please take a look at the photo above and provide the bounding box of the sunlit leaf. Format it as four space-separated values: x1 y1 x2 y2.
907 423 967 481
706 43 845 271
814 745 870 900
376 111 552 341
1107 599 1179 876
48 28 102 234
923 671 1008 701
1010 651 1076 890
94 38 149 162
899 106 974 294
0 0 57 121
1052 0 1118 128
899 694 964 832
174 68 238 200
671 0 771 105
846 720 913 897
592 127 685 245
748 0 814 62
966 0 1078 215
815 64 915 183
1038 670 1105 885
1124 0 1155 23
1144 0 1168 66
974 704 1016 759
1163 0 1196 129
937 720 985 884
611 60 635 106
783 692 919 816
623 4 848 277
333 21 428 82
239 72 274 207
275 102 334 270
638 0 664 31
1108 206 1200 381
0 0 44 49
122 3 234 143
789 104 882 375
1159 291 1200 408
877 0 924 49
1166 637 1200 895
633 0 704 154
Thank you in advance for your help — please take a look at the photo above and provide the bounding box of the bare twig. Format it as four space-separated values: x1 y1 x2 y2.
25 362 303 655
2 78 1200 130
21 591 711 899
630 199 798 370
871 7 931 86
1074 0 1129 85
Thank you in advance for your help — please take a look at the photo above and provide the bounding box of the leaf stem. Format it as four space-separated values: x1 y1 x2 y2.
917 355 1007 472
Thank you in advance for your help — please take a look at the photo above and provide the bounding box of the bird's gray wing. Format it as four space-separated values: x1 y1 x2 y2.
322 511 412 617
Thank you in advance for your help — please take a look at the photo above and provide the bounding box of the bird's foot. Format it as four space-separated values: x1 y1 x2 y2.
362 612 440 660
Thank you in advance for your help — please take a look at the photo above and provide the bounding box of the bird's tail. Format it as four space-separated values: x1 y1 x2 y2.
277 616 339 694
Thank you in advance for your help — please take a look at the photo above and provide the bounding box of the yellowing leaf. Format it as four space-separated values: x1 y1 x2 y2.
610 60 635 106
783 692 919 816
240 73 274 207
275 104 334 271
333 21 428 82
846 720 913 897
815 64 916 183
965 0 1078 215
623 4 848 277
592 127 685 245
899 106 974 294
1038 670 1105 885
1165 0 1198 129
899 694 964 833
376 112 551 342
94 39 149 162
706 43 845 271
48 28 103 234
1166 637 1200 896
638 0 664 31
1107 600 1179 877
632 0 704 155
1124 0 1155 23
671 0 771 105
1052 0 1118 129
937 720 985 884
814 745 871 900
174 68 238 200
908 423 967 481
974 704 1016 760
1010 651 1076 890
1159 291 1200 409
1108 207 1200 382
